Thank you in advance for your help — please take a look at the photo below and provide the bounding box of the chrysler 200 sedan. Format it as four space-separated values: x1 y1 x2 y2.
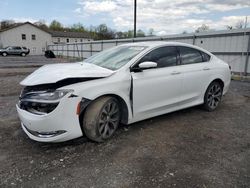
16 42 231 142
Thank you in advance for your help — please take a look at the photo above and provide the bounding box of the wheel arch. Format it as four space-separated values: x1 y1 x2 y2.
210 78 224 89
202 77 225 102
78 94 129 133
99 94 129 125
202 78 224 111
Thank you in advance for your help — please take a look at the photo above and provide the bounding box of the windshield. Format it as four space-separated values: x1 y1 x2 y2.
84 46 146 70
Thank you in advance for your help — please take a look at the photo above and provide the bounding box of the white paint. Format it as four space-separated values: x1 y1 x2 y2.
20 62 114 86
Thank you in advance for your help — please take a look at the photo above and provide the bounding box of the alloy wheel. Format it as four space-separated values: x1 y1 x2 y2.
98 101 120 139
207 83 222 109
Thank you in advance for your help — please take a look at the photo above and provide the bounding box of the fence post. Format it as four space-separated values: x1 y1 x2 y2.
76 43 80 58
244 33 250 76
62 44 64 57
192 35 196 45
73 44 75 57
90 43 93 56
81 43 83 58
67 44 69 58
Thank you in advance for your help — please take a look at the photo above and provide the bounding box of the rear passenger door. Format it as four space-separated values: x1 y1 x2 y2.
13 47 22 55
177 46 211 103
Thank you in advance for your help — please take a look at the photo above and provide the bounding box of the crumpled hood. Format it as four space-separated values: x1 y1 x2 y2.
20 62 114 86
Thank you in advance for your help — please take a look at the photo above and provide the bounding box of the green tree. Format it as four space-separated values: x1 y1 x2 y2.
137 29 145 37
0 20 15 30
123 30 134 38
148 28 154 36
235 20 244 29
95 24 115 40
71 22 86 32
195 24 210 33
34 20 48 30
115 31 124 39
49 20 63 31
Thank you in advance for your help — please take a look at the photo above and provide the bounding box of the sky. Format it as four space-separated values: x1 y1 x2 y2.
0 0 250 36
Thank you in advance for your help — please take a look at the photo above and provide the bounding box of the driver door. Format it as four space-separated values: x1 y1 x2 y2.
131 46 183 120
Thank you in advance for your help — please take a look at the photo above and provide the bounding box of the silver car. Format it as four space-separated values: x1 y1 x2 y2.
0 46 30 57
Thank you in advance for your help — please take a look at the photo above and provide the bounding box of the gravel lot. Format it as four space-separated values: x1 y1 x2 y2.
0 56 250 188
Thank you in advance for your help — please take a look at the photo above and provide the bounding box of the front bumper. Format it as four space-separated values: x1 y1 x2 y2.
16 96 83 142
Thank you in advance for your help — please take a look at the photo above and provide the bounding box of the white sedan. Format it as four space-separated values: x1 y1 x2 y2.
16 42 231 142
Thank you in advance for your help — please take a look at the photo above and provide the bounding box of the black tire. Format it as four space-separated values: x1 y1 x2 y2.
2 52 7 57
21 52 26 57
203 81 223 111
83 96 121 142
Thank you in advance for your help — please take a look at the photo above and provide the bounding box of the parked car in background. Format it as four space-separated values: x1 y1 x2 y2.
0 46 30 56
17 42 231 143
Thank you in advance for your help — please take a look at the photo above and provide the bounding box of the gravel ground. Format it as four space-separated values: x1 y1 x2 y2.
0 56 250 188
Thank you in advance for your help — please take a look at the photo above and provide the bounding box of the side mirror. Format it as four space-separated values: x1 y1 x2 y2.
138 61 157 69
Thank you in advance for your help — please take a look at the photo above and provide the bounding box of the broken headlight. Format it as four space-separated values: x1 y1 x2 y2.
19 89 73 115
22 90 72 102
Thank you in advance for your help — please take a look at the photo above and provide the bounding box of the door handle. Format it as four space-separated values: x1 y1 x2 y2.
171 71 181 75
203 67 210 70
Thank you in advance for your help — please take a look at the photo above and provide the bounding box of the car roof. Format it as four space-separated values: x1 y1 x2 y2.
120 41 212 55
121 41 194 47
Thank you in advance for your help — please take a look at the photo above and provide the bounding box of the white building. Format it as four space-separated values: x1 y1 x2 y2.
50 31 92 44
0 22 93 55
0 22 51 55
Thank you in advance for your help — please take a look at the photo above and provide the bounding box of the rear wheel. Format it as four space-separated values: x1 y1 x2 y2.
21 52 26 57
203 81 223 111
83 97 121 142
2 52 7 57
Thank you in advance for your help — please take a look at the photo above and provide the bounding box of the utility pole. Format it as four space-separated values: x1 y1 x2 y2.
244 16 248 29
134 0 137 38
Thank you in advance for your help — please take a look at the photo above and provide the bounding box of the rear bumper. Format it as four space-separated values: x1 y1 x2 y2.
16 96 83 142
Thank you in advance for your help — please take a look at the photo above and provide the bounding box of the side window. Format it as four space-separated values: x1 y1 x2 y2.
13 46 21 50
32 34 36 40
21 34 26 40
200 51 211 62
139 46 178 68
178 46 203 65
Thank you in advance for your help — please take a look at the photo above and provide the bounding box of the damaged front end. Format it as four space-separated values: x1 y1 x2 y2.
16 62 115 142
18 77 101 115
19 89 72 115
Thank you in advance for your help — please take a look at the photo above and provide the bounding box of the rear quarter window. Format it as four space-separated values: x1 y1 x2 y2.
178 46 211 64
178 46 202 65
200 51 211 62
